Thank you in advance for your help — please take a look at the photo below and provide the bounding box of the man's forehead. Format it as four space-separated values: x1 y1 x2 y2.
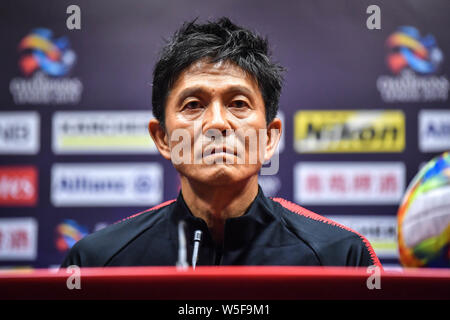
172 58 258 92
186 58 244 74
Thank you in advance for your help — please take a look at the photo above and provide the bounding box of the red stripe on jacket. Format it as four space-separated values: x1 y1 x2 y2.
271 197 383 269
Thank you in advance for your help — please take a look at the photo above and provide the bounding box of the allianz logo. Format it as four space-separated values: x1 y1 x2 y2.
426 122 450 137
51 163 163 206
55 175 156 194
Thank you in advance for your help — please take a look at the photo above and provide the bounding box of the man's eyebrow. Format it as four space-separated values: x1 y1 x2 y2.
177 85 255 104
226 85 254 98
177 87 206 104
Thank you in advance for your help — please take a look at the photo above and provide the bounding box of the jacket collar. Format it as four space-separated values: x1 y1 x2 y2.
168 185 277 250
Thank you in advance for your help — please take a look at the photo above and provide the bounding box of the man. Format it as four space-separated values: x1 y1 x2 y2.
61 17 381 268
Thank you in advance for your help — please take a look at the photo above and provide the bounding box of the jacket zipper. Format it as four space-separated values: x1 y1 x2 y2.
213 245 224 265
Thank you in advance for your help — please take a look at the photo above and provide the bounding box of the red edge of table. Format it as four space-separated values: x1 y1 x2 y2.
0 266 449 300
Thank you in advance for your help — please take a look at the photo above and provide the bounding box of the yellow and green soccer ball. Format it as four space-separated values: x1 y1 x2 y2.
398 152 450 267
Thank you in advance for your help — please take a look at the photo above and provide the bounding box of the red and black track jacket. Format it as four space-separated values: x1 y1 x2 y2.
61 187 381 268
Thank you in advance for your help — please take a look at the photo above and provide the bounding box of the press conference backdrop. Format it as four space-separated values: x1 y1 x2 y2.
0 0 449 268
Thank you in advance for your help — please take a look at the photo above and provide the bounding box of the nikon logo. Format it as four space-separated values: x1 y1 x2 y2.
294 110 405 153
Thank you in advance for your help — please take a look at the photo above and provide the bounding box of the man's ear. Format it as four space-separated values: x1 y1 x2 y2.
264 117 282 162
148 119 171 160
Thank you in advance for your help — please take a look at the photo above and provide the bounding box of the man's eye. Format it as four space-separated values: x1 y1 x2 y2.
184 101 202 110
229 100 248 109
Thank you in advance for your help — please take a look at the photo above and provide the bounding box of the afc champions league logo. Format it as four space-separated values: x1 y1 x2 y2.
17 28 77 77
9 28 83 105
55 219 89 253
385 26 443 75
377 26 449 103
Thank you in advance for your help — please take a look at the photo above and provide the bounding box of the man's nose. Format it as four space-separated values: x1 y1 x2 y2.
203 101 230 134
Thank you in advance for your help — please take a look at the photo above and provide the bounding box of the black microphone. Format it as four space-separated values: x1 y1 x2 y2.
191 230 202 269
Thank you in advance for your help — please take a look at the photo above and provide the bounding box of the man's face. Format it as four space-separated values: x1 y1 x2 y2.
152 59 280 186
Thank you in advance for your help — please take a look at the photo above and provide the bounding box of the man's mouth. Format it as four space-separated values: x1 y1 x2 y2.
203 145 237 157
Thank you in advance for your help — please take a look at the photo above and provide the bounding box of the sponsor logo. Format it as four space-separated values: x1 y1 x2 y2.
294 110 405 153
327 215 398 259
294 162 405 205
377 26 449 103
51 163 163 206
9 28 83 105
52 111 157 154
0 218 38 260
419 110 450 152
0 166 38 206
0 112 40 154
386 26 443 75
55 219 89 252
17 28 76 77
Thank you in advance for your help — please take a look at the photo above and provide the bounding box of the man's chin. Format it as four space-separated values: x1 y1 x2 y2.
179 164 259 186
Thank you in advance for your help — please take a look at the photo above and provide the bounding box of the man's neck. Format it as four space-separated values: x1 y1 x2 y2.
180 175 259 245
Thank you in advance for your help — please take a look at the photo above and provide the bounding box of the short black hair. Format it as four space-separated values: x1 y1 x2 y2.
151 17 284 128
